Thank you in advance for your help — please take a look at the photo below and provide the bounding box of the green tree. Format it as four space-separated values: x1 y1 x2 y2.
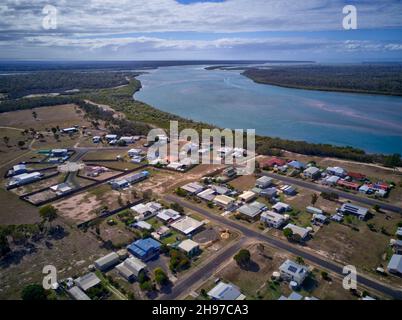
296 256 305 265
170 202 184 213
233 249 251 268
21 284 47 300
283 228 293 239
139 280 154 292
154 268 169 286
311 193 318 205
17 140 25 148
373 205 381 212
39 205 58 228
0 234 10 257
32 111 38 120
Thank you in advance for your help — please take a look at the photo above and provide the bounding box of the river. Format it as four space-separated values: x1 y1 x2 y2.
135 65 402 154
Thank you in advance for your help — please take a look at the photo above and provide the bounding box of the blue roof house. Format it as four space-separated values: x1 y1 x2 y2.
288 160 306 170
127 238 162 261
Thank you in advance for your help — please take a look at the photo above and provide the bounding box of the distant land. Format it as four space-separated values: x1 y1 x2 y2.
242 64 402 96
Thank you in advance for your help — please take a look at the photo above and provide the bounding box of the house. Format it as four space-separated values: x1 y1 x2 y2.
359 184 372 194
238 190 257 203
288 160 306 170
306 206 324 215
178 239 200 257
387 254 402 275
131 201 163 221
132 221 152 231
105 134 118 141
125 171 149 184
375 189 387 198
217 147 233 158
260 187 278 201
8 172 42 187
94 252 120 271
390 240 402 254
337 179 360 191
396 227 402 238
180 182 204 195
74 272 101 291
281 185 297 196
157 209 182 223
232 148 246 158
312 213 328 225
255 176 273 189
303 167 321 179
62 127 78 134
326 166 347 178
272 202 291 213
348 172 366 181
260 211 289 229
119 136 135 144
197 188 216 201
238 201 267 220
12 164 27 175
115 256 147 281
128 149 143 157
207 282 245 301
170 216 204 236
339 203 368 220
127 238 162 261
260 157 286 168
210 185 231 195
283 223 311 241
50 182 73 195
51 149 68 157
331 214 344 223
323 175 340 186
110 179 129 190
68 286 91 300
151 226 171 240
279 259 309 285
213 195 236 209
92 136 101 143
167 162 186 171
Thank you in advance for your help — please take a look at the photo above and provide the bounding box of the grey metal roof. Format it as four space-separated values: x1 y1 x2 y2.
208 282 242 300
388 254 402 273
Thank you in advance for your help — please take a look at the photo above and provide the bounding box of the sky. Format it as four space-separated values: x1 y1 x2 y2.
0 0 402 61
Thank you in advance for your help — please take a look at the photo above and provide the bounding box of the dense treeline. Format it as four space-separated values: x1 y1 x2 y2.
243 64 402 96
0 96 81 113
0 71 138 99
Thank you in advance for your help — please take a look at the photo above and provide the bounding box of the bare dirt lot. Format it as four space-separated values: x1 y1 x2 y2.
53 184 139 224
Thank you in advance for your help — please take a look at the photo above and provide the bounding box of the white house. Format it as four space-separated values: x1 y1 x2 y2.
207 282 245 300
326 166 347 178
213 195 236 209
272 202 291 213
178 239 200 256
8 172 42 187
279 259 309 285
260 211 288 229
94 252 120 271
255 176 273 189
128 149 143 157
387 254 402 275
115 256 147 281
238 190 257 203
303 166 321 179
284 223 311 241
157 209 182 223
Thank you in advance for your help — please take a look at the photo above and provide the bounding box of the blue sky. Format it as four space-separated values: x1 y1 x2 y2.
0 0 402 61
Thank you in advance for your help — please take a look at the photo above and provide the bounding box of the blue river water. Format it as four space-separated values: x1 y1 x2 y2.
135 65 402 154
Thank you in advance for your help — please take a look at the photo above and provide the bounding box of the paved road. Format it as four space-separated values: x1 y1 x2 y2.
261 171 402 214
165 195 402 300
160 238 247 300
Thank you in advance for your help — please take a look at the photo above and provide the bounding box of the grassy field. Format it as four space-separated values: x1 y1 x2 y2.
0 219 109 299
0 188 40 225
0 104 90 131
